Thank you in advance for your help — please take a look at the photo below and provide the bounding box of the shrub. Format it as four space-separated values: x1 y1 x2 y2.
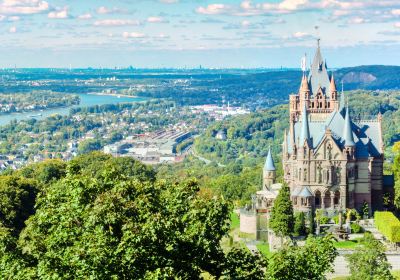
319 216 330 225
332 215 339 224
374 211 400 243
350 223 363 234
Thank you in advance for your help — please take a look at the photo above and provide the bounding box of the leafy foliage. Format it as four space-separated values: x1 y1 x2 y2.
222 247 267 280
0 152 273 279
346 232 394 280
374 211 400 243
267 235 338 280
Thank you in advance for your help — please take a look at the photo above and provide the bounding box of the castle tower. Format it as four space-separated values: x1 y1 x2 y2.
263 148 276 189
343 106 356 158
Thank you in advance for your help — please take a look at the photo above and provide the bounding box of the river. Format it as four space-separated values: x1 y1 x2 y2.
0 93 147 126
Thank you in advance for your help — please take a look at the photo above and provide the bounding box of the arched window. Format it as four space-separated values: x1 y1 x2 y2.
315 190 321 208
334 191 340 206
324 191 331 208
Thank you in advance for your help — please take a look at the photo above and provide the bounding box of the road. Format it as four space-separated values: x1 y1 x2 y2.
189 147 226 167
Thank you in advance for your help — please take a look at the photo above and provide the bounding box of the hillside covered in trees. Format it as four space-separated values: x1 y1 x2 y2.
195 90 400 166
0 152 341 279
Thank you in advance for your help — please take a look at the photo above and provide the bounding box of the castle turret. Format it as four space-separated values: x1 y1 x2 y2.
263 147 276 189
343 106 356 159
299 103 310 147
330 73 337 98
343 106 355 147
300 74 310 101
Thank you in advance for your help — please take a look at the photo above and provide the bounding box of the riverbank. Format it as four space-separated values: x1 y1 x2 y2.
87 92 139 98
0 93 147 126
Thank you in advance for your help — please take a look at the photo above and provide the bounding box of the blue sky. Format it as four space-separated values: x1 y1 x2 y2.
0 0 399 68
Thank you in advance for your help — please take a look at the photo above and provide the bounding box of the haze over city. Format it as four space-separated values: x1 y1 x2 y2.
0 0 399 68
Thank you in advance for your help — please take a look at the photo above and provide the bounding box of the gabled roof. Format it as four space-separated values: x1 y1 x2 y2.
264 147 276 171
298 186 313 198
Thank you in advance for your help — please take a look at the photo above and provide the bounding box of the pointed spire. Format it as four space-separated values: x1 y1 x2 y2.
309 38 330 95
283 129 288 155
300 74 310 93
264 147 276 171
299 103 310 146
330 72 337 93
340 80 345 111
343 106 355 147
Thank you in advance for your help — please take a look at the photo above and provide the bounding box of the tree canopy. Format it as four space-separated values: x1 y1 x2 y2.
346 232 394 280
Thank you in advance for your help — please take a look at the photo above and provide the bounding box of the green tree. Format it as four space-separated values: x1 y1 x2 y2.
222 247 267 280
77 138 102 155
269 183 294 237
346 232 394 280
0 158 236 279
0 176 37 234
294 212 306 236
267 235 338 280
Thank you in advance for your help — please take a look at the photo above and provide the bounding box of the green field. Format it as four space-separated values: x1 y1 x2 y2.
256 242 272 258
333 239 361 249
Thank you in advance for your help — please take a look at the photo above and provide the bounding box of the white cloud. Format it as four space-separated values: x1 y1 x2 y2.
48 7 68 19
241 20 251 27
159 0 178 3
147 16 166 23
96 6 124 15
196 4 231 15
97 6 109 14
94 19 140 27
0 0 49 15
293 31 308 38
122 31 145 38
392 9 400 15
78 13 92 20
348 17 365 24
395 22 400 28
9 26 17 33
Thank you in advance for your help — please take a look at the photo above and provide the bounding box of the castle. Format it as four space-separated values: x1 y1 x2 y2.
261 41 385 215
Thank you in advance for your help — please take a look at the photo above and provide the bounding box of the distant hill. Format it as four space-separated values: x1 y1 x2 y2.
1 65 400 109
334 65 400 90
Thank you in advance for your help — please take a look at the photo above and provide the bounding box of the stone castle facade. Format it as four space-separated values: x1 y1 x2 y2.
263 42 385 215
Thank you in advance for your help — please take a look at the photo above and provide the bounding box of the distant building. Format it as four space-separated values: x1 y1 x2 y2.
215 130 227 140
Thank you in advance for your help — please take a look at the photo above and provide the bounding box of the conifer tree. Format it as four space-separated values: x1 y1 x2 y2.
269 183 294 237
294 212 306 236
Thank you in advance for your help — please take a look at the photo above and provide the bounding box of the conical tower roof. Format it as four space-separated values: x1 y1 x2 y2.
300 74 310 92
343 106 355 147
264 147 276 171
330 73 337 93
309 39 330 95
299 103 310 146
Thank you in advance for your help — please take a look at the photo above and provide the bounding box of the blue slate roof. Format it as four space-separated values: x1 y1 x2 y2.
299 103 310 146
264 148 276 171
298 186 313 198
343 107 355 147
288 109 382 158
